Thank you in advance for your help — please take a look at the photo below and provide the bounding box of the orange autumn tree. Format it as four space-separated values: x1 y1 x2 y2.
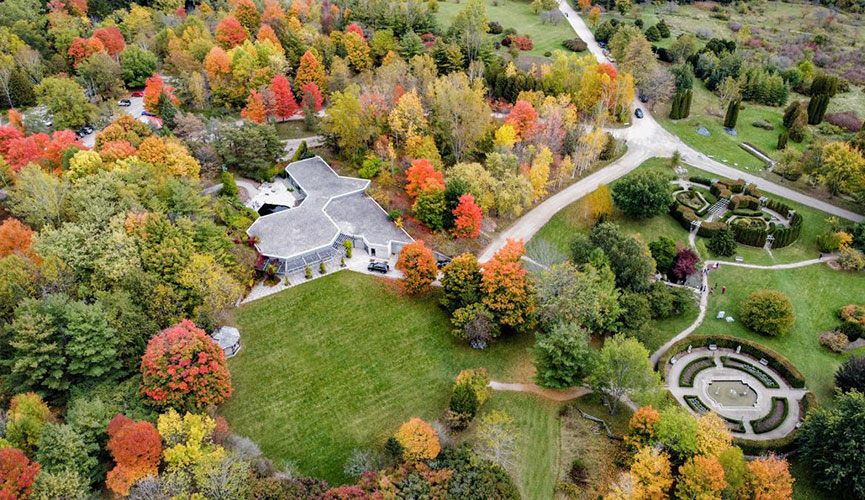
625 405 660 450
215 16 248 48
106 414 163 496
256 24 281 47
0 218 35 260
404 159 444 199
143 73 176 114
0 447 40 500
262 0 286 25
295 50 327 92
394 418 441 462
505 100 538 140
676 455 727 500
481 239 536 331
270 74 298 120
93 26 126 56
395 240 438 294
452 194 482 238
241 89 267 123
746 455 794 500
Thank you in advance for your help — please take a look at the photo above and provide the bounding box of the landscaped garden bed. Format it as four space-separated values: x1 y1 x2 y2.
720 356 779 388
750 396 789 434
678 356 715 388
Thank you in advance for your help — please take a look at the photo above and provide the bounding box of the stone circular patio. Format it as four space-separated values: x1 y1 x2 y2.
666 347 808 439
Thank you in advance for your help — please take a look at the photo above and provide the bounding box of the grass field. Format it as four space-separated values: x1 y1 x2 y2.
221 271 536 484
434 0 579 57
274 120 316 139
695 264 865 405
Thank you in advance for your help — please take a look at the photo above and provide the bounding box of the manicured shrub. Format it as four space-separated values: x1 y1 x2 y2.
645 25 661 42
394 418 440 462
838 304 865 340
487 21 503 34
708 227 737 256
740 290 795 337
611 170 672 218
824 112 862 133
319 262 326 274
446 382 479 430
140 320 232 411
456 368 492 405
305 266 312 279
723 100 740 129
343 239 353 258
563 38 588 52
777 132 788 150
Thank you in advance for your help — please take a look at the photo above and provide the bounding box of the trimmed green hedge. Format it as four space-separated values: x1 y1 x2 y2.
730 195 760 211
734 391 816 454
689 176 712 186
697 221 728 238
720 356 780 388
679 357 716 387
710 182 732 200
658 335 806 388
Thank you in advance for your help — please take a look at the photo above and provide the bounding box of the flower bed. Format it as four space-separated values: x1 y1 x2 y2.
676 190 709 212
684 394 746 433
678 357 716 388
750 396 789 434
719 356 779 388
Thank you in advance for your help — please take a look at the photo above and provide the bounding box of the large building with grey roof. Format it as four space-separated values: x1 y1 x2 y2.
246 156 413 274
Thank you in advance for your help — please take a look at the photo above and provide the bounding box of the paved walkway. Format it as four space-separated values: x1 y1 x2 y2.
649 256 837 366
667 348 808 439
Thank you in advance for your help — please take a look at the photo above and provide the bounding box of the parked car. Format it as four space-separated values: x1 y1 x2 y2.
598 41 606 48
76 129 88 138
639 94 649 103
141 111 154 117
118 99 131 107
83 125 94 134
436 258 451 269
635 108 644 119
131 91 144 97
367 261 389 274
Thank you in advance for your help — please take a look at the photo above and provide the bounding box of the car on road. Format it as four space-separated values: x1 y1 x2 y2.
131 91 144 97
141 111 154 117
118 99 131 107
639 94 649 103
635 108 644 119
598 41 606 48
76 129 87 138
367 261 389 274
83 125 94 134
436 258 451 269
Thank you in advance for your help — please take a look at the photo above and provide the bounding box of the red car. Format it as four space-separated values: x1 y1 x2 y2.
131 91 144 97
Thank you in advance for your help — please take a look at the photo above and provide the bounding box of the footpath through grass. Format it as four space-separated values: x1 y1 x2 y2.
221 271 536 484
695 264 865 405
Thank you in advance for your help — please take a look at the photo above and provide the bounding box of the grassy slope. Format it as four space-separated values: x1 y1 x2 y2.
434 0 578 56
221 271 536 484
694 264 865 405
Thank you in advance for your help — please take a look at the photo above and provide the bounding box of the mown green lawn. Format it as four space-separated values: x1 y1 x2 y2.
694 264 865 405
434 0 579 56
479 392 562 500
221 271 535 484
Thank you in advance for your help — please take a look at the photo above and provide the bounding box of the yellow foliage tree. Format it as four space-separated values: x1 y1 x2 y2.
395 417 441 462
529 146 552 200
157 409 225 470
343 31 371 72
493 124 517 150
630 446 673 500
572 127 607 178
66 150 106 180
585 184 613 221
696 412 732 457
676 455 727 500
388 89 427 145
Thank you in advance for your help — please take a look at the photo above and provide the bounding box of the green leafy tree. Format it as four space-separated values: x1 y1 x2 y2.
648 236 677 276
655 406 699 464
215 122 283 178
611 171 672 218
799 390 865 498
739 289 794 336
120 46 158 87
36 76 97 130
589 334 660 415
77 52 125 101
440 253 482 312
708 227 737 256
31 470 91 500
413 185 447 231
589 223 656 292
35 423 96 478
532 322 596 389
534 262 621 333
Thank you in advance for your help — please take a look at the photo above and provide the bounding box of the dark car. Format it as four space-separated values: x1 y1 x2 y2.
639 94 649 103
118 99 131 107
635 108 644 119
436 258 452 269
83 125 94 134
141 111 154 117
367 261 389 274
131 91 144 97
76 129 88 138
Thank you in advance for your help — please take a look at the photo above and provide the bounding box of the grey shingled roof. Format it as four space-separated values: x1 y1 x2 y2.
246 157 411 259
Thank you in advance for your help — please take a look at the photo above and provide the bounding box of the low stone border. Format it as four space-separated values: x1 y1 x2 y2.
720 356 780 388
750 396 789 434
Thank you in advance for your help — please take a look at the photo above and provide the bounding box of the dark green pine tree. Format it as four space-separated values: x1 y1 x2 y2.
723 100 740 129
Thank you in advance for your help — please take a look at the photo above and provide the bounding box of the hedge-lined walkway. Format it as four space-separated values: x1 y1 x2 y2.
649 256 837 366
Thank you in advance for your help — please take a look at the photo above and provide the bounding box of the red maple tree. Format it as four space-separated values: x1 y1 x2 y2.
106 415 162 496
215 16 248 48
143 74 178 114
404 159 444 199
270 74 298 120
139 319 233 411
451 194 483 238
0 447 40 500
93 27 126 56
505 100 538 140
396 240 438 294
299 82 324 112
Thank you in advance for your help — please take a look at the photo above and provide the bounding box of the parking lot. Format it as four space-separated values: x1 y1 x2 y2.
80 95 145 147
